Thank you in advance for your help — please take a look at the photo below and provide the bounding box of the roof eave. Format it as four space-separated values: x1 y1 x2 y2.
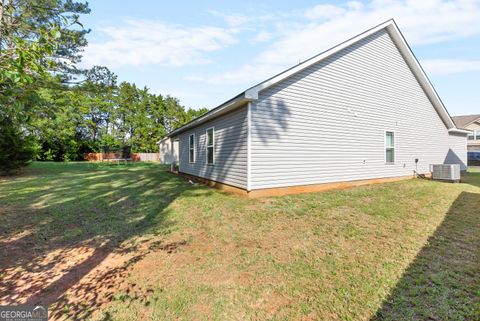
246 20 396 97
449 128 472 135
157 137 169 144
385 21 457 130
165 19 460 138
246 19 458 131
167 93 252 137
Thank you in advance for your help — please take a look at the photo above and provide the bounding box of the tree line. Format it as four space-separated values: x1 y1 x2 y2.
33 67 207 161
0 0 207 172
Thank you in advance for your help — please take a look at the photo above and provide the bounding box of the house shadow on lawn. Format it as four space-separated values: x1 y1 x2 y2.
0 163 211 320
371 190 480 321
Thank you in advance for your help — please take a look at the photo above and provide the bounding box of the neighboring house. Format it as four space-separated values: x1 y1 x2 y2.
159 19 469 196
452 114 480 151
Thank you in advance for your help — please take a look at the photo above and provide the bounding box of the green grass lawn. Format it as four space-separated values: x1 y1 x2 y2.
468 165 480 172
1 162 479 321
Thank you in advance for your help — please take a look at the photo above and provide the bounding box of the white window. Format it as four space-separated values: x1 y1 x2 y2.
468 130 480 140
206 127 214 165
385 131 395 164
189 134 195 163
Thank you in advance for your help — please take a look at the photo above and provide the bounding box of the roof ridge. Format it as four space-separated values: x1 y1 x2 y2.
167 19 464 137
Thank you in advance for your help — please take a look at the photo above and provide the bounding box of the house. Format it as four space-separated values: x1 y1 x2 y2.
159 19 469 197
452 114 480 151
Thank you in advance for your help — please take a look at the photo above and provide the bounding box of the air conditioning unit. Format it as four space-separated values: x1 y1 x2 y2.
431 164 461 182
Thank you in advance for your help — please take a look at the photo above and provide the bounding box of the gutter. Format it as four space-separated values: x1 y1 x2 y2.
448 128 472 135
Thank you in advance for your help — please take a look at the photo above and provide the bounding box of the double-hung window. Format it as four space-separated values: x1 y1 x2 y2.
206 127 214 165
189 134 195 163
385 131 395 164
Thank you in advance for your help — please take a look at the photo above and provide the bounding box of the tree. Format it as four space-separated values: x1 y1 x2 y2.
0 0 90 74
0 0 90 168
33 83 83 161
0 0 90 117
33 66 118 160
0 117 36 174
114 81 140 147
0 0 214 166
78 66 117 148
186 106 209 123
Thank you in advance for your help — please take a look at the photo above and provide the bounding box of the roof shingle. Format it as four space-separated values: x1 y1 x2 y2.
452 114 480 129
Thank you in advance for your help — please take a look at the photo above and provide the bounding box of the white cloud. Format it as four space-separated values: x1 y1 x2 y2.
304 4 346 20
422 59 480 75
208 10 248 27
83 19 238 67
259 0 480 66
346 1 364 11
189 0 480 85
252 30 273 43
186 63 284 85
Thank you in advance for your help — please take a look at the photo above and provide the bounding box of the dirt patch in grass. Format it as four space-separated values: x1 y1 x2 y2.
1 230 191 320
0 163 190 320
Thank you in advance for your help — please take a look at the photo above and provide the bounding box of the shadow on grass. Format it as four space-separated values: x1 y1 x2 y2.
371 191 480 321
0 162 211 319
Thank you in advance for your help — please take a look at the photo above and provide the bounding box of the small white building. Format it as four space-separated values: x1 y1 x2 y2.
159 20 469 196
158 137 178 165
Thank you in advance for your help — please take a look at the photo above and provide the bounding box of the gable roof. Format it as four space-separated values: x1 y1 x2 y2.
452 114 480 129
167 19 469 137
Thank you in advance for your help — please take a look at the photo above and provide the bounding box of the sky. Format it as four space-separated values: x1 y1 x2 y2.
79 0 480 116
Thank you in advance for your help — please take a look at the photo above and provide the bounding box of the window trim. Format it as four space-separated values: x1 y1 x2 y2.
206 127 215 165
188 133 195 163
385 130 395 164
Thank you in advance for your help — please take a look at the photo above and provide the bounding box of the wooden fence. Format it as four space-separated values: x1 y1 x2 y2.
134 153 159 162
84 153 159 162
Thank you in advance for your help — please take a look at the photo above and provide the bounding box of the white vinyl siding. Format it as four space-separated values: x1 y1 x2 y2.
446 133 468 167
250 29 467 190
176 106 248 189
